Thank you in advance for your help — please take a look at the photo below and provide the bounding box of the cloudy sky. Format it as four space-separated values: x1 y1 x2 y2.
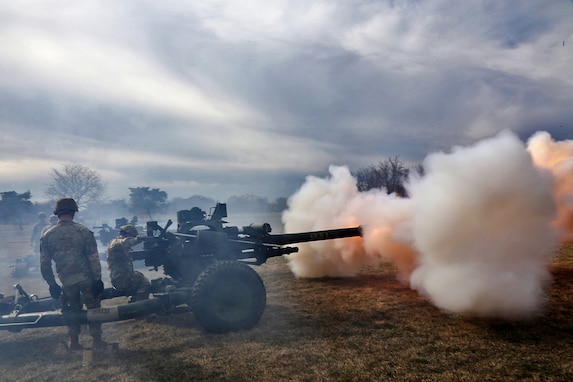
1 0 572 203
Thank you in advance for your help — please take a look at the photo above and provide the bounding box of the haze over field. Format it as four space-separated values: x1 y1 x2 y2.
0 1 572 202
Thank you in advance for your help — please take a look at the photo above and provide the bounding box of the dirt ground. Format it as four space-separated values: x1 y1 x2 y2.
1 222 572 381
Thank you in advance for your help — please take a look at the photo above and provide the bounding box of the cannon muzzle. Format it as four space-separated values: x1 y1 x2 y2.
261 226 362 246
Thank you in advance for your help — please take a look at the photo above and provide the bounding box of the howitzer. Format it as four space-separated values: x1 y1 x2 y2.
0 284 60 317
1 203 362 334
93 223 118 247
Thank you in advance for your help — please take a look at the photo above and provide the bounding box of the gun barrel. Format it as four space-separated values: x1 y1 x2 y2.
262 226 362 246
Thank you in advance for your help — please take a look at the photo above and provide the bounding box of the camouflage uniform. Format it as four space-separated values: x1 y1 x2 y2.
40 220 102 338
107 235 150 301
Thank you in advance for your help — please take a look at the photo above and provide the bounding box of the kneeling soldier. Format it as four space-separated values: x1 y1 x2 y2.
107 225 151 302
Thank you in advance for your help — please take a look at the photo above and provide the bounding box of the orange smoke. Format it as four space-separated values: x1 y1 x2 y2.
527 131 573 243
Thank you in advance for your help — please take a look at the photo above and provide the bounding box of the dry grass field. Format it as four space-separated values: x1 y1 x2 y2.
0 222 572 381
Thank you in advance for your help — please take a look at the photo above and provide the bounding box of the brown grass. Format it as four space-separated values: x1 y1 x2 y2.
0 224 572 381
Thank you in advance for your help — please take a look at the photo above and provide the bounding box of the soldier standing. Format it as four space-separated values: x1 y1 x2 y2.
107 224 150 302
40 198 106 350
30 212 49 256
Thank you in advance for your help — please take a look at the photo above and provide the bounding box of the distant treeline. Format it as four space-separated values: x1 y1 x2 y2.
1 156 420 226
0 191 287 227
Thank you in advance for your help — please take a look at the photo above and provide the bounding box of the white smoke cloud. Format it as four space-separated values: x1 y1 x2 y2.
283 130 569 319
409 131 557 318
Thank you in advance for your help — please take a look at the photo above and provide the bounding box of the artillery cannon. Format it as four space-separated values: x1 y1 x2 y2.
0 203 362 333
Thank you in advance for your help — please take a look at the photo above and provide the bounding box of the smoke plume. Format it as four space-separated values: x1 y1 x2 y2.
283 130 572 319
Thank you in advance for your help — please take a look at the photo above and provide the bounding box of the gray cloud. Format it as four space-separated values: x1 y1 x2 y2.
1 0 572 202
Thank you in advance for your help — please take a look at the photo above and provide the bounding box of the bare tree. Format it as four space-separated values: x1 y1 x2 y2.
45 164 106 209
411 163 425 178
354 164 386 192
354 156 410 194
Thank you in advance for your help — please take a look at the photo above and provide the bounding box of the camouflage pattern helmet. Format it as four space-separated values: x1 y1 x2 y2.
37 212 47 219
120 224 138 237
53 198 79 215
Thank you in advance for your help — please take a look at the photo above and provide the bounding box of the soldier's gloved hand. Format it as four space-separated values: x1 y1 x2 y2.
49 283 62 299
91 279 104 296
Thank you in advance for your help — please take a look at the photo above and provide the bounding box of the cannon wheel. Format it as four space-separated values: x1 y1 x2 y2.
190 260 266 333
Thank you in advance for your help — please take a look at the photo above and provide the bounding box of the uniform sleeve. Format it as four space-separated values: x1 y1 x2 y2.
39 235 57 285
86 230 102 280
124 236 143 248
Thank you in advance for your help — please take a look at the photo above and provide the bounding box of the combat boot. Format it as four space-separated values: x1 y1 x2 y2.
68 335 82 351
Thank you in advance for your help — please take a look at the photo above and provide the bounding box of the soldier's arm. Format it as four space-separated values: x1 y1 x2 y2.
124 236 143 248
39 237 57 285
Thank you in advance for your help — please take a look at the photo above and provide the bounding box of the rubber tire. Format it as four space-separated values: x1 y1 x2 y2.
191 260 266 333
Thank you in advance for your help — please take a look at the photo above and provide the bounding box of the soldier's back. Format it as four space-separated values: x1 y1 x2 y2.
42 221 94 285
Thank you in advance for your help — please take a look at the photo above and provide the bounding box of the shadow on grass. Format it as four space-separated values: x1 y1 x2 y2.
0 331 70 365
